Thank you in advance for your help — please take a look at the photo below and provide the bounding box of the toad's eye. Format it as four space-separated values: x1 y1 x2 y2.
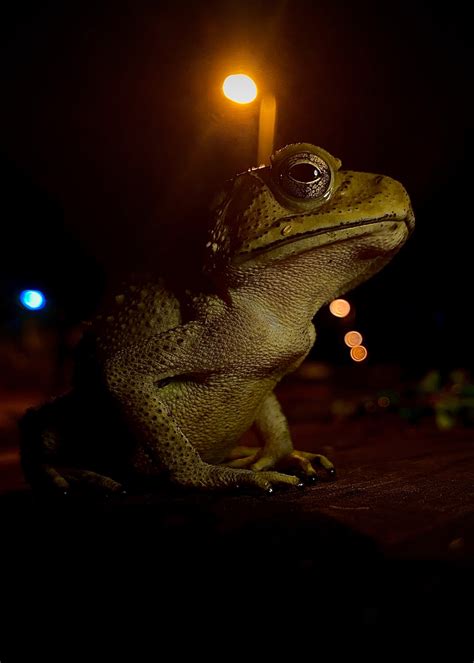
288 163 321 182
276 152 332 200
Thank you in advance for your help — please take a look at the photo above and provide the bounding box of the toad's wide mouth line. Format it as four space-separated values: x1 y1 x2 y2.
234 215 407 264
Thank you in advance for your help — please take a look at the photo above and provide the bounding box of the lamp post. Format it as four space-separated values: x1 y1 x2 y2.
257 92 277 166
222 73 277 165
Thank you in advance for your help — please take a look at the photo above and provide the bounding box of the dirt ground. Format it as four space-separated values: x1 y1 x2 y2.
1 367 473 656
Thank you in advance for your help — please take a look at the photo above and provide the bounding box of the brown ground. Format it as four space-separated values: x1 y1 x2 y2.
1 369 473 655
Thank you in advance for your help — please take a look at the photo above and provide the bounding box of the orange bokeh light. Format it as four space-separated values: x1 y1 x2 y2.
344 330 363 347
329 299 351 318
350 345 368 362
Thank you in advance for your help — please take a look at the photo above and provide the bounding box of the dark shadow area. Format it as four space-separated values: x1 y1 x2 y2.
0 484 473 658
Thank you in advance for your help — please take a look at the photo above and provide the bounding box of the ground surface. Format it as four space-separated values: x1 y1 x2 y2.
1 369 473 657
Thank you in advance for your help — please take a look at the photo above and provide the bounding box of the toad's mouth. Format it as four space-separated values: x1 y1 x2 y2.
234 215 412 265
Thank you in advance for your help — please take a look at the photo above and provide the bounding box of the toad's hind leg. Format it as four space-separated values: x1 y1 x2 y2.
19 394 123 495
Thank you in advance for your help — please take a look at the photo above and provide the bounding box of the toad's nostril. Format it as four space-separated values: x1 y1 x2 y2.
405 206 416 233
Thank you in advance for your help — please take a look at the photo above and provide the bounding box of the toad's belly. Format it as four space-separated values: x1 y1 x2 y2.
159 375 277 463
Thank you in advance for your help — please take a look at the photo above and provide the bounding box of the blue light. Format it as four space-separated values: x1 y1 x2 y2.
19 289 46 310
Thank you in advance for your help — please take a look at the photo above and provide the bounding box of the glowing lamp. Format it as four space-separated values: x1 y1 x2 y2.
19 289 46 310
223 74 258 104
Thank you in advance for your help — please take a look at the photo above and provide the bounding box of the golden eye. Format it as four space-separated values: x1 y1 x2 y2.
276 152 332 200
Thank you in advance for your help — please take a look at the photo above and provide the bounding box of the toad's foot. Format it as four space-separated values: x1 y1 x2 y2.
173 462 303 493
39 464 124 495
223 447 335 481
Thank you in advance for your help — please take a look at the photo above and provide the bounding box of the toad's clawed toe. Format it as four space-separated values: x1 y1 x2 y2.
39 465 124 496
221 445 335 486
275 450 336 481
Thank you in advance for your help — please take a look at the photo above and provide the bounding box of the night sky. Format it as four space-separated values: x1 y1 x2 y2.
0 0 472 371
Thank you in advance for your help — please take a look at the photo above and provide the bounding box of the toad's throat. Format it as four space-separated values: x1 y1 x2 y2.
234 215 406 264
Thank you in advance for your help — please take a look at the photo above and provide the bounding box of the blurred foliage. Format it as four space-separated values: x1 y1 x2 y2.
303 363 474 430
405 368 474 430
358 368 474 429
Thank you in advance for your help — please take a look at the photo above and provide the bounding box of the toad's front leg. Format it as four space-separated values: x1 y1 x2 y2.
106 354 303 493
224 391 335 480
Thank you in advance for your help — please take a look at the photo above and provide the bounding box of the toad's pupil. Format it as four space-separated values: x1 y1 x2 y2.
288 163 321 183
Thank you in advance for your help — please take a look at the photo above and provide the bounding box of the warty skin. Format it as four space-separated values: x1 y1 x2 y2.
20 143 414 494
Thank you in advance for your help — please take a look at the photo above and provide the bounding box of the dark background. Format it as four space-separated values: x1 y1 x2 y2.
0 6 473 647
0 0 472 378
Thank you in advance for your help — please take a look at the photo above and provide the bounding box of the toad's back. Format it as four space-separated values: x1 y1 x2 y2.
91 278 182 359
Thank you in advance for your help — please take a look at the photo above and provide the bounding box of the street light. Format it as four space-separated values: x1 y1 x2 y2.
222 74 257 104
222 72 277 166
